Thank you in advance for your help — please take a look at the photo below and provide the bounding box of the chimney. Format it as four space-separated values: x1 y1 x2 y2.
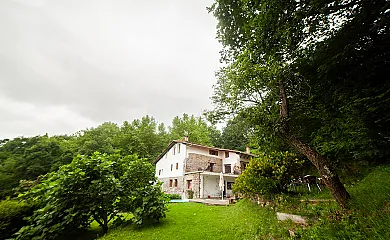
184 136 189 142
246 146 250 154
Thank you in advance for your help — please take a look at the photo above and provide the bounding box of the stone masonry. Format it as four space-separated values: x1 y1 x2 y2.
158 176 185 195
184 173 201 198
185 153 222 173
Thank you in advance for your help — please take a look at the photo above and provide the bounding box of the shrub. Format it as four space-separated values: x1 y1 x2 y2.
233 151 305 199
166 194 181 200
0 199 33 240
187 190 194 199
16 153 168 240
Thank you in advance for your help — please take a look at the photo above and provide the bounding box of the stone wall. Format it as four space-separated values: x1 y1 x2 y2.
184 173 201 199
185 153 222 173
158 176 185 196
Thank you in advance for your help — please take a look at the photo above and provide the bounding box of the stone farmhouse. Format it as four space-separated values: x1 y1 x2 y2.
153 138 255 199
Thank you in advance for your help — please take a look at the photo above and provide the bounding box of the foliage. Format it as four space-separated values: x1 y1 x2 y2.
233 152 305 198
100 200 289 240
0 135 76 199
208 0 389 206
186 190 194 199
293 165 390 239
165 194 181 200
76 122 120 156
0 199 33 240
0 113 220 200
116 116 170 161
216 114 251 152
207 0 390 156
168 114 215 146
15 153 168 240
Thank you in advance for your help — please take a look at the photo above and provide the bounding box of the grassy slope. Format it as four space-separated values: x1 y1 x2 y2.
297 165 390 239
101 200 289 240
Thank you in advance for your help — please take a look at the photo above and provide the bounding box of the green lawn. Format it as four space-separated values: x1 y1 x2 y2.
100 200 290 240
78 165 390 240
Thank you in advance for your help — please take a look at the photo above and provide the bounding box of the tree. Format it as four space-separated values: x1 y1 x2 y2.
116 116 170 161
218 114 251 152
16 153 167 239
168 114 214 145
0 135 76 199
208 0 389 207
76 122 120 156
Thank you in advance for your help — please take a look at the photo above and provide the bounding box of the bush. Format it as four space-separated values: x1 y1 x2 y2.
166 194 181 200
16 153 168 240
0 199 33 240
187 190 194 199
233 151 305 199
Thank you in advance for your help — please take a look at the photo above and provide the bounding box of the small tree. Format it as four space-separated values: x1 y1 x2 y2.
233 152 305 199
16 152 168 240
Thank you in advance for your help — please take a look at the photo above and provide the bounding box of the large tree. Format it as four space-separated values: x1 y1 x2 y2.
168 114 216 146
116 116 170 161
209 0 389 207
0 135 76 199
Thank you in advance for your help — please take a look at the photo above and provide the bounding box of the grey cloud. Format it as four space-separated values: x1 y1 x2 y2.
0 0 221 138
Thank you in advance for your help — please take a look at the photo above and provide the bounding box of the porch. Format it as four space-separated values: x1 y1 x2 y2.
184 171 238 199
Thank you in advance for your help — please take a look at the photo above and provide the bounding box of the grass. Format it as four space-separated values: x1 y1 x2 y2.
74 165 390 240
100 199 291 240
289 165 390 239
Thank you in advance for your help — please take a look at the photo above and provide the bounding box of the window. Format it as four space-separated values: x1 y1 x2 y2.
187 180 192 190
227 182 234 190
169 179 173 187
174 179 178 187
176 163 179 170
173 146 176 155
178 144 180 153
225 151 229 158
209 149 218 156
224 164 231 174
159 169 163 175
208 162 215 172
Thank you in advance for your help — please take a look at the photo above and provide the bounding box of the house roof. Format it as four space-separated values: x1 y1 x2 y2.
153 140 256 164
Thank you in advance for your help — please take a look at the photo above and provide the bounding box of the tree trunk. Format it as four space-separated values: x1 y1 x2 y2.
278 79 350 207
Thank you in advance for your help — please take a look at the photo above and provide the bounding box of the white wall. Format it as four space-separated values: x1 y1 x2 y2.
200 175 237 198
156 143 252 178
222 152 240 173
186 145 227 160
155 143 187 178
186 145 210 156
201 175 220 198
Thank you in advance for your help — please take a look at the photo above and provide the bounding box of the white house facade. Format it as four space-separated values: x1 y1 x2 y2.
153 140 255 199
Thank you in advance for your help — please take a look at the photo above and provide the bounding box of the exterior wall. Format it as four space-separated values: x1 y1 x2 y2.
186 145 208 155
155 142 186 178
222 152 240 174
200 175 237 198
224 176 237 198
202 175 220 198
158 176 185 196
155 142 253 199
184 173 201 199
185 153 222 173
186 145 225 159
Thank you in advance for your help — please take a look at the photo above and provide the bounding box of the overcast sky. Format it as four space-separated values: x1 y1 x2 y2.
0 0 222 139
